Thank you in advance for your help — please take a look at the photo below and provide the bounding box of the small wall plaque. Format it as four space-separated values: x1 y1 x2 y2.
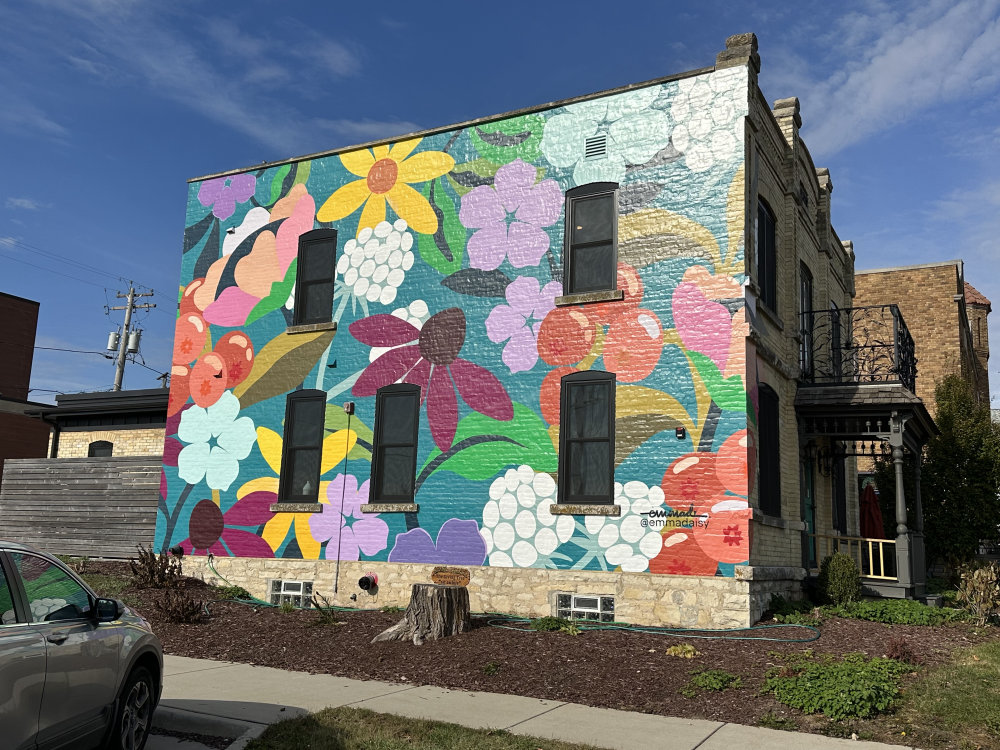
431 566 471 587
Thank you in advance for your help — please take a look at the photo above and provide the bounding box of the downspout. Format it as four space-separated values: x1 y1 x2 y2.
40 415 60 458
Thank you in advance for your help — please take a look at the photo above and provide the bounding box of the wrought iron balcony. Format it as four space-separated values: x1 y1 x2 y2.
799 305 916 392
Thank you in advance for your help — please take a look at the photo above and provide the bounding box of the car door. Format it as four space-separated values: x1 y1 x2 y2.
10 551 122 750
0 550 47 750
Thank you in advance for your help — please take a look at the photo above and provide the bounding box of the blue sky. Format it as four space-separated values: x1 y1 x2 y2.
2 0 998 406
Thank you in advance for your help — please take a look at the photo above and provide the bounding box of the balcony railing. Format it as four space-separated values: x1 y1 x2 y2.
809 533 898 581
799 305 916 392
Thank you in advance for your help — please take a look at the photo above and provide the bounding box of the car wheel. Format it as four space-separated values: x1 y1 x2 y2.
108 666 154 750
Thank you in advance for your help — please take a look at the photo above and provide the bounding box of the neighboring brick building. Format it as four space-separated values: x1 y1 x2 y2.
0 292 52 488
853 261 991 413
159 33 932 626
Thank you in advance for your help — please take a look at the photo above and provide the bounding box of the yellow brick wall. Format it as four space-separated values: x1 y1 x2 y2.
57 428 165 458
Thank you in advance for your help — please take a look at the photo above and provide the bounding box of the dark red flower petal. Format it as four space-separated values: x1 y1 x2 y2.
223 491 276 526
189 499 225 550
349 314 420 347
220 528 276 557
427 366 458 451
402 357 432 402
450 358 514 421
419 308 466 365
352 346 422 397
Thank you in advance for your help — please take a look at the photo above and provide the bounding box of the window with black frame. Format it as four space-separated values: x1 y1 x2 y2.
558 370 615 504
278 389 326 503
757 384 781 517
370 384 420 503
757 199 777 312
293 228 337 326
799 263 813 377
88 440 112 457
564 183 618 295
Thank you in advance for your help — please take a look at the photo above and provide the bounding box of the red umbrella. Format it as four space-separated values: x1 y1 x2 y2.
860 483 885 539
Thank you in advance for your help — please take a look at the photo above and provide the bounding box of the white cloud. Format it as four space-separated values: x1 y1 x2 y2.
6 198 41 211
772 1 1000 156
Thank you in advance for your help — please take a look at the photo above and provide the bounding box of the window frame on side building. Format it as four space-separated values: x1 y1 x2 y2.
757 383 781 517
563 183 619 297
557 370 616 505
292 228 338 327
369 384 421 504
277 389 327 504
757 198 777 313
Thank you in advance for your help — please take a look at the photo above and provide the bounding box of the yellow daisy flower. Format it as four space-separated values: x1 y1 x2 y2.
237 426 358 559
317 138 454 235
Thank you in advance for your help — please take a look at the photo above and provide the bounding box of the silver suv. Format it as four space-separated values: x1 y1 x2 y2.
0 541 162 750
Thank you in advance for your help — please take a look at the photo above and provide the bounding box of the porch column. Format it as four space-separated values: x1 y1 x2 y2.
913 457 923 533
892 446 908 535
911 452 926 593
892 444 913 590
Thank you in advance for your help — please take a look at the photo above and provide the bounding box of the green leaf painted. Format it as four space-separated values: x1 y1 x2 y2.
469 113 545 164
418 178 466 275
269 165 292 205
292 160 311 188
233 327 336 408
418 403 556 484
245 259 297 326
325 406 374 444
688 351 747 412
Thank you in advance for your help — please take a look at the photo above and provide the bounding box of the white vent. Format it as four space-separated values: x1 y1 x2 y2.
556 592 615 622
269 579 313 607
584 135 607 160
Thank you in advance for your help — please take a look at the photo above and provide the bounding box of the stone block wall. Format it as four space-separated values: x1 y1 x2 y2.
57 428 166 458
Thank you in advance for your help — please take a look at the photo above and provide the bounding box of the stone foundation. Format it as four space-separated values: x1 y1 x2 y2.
180 557 807 629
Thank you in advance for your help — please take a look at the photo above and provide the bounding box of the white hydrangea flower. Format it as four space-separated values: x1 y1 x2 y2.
368 299 430 363
583 481 666 572
670 67 747 173
481 465 575 568
337 219 414 306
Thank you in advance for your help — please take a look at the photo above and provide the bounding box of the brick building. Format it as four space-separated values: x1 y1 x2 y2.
0 292 52 488
159 33 933 626
853 261 991 412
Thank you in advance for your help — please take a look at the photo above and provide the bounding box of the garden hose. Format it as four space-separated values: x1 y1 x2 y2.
205 558 820 641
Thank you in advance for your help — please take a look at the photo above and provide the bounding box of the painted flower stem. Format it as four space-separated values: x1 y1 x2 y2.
160 483 194 552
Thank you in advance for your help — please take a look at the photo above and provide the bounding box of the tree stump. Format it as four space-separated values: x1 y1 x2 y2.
372 583 470 645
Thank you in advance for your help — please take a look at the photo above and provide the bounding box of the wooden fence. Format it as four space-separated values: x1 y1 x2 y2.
0 456 160 558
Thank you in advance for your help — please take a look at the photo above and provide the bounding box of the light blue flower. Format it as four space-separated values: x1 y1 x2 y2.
177 391 256 491
541 86 671 185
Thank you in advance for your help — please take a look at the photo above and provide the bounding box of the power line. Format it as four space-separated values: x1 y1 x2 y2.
1 250 111 289
0 236 133 285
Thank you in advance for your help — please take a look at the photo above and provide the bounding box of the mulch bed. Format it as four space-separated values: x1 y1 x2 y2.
88 562 996 747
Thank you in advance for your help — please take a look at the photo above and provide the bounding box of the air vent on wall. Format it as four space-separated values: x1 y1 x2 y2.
584 135 608 160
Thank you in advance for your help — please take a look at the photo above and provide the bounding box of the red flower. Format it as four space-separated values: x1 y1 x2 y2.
350 308 513 450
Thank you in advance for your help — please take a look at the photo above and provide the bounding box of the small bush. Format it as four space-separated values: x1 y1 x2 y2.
885 635 921 665
829 599 965 626
309 593 346 626
689 669 741 691
818 553 862 605
129 545 183 589
154 590 204 623
529 616 579 635
278 601 296 614
217 584 252 600
664 644 700 658
482 661 501 676
768 594 822 625
957 562 1000 627
763 652 910 720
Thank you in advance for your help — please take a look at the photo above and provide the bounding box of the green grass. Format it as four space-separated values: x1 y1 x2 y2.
900 640 1000 741
245 707 600 750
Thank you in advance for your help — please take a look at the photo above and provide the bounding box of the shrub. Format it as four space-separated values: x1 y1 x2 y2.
278 601 296 614
956 562 1000 627
154 590 204 623
885 636 920 665
768 594 822 625
216 584 252 600
818 553 862 605
664 644 700 658
129 545 182 589
529 616 579 635
763 652 910 720
828 599 965 626
689 669 741 691
482 661 501 676
310 593 346 626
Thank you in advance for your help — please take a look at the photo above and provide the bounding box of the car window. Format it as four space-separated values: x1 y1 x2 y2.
0 562 16 625
11 553 91 623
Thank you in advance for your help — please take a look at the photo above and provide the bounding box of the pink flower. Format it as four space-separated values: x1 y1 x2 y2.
459 159 562 270
309 475 389 560
672 266 746 377
485 276 562 373
350 308 513 450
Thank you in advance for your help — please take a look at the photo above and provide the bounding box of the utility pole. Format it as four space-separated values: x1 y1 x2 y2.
109 286 155 391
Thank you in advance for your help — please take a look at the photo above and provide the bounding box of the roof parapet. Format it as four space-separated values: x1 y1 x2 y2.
716 33 760 75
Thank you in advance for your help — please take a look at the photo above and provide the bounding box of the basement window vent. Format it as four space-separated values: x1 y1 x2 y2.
556 593 615 622
269 579 313 607
584 135 608 160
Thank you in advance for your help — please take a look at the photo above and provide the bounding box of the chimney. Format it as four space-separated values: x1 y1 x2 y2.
716 33 760 77
772 97 801 148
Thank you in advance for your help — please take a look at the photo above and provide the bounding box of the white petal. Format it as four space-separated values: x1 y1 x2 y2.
504 469 520 491
516 484 536 508
536 500 555 527
409 299 428 318
372 265 389 284
217 415 257 460
400 232 414 252
387 268 405 288
498 492 517 519
639 531 662 559
344 267 358 286
515 509 536 539
598 524 619 549
516 465 534 484
177 442 209 485
393 218 408 232
483 499 500 528
353 278 369 297
585 515 605 534
532 472 556 498
205 447 239 491
365 283 381 302
364 238 379 257
177 405 212 445
493 522 515 551
357 227 373 243
489 551 513 567
605 543 632 566
207 391 240 434
359 259 376 279
535 527 558 556
388 249 403 269
620 514 645 544
479 527 494 551
624 480 647 499
401 251 414 271
621 554 649 573
374 220 392 238
512 541 537 567
489 477 506 500
384 232 401 252
378 286 396 305
555 515 575 542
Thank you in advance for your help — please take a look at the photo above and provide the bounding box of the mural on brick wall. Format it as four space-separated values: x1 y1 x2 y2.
157 66 753 576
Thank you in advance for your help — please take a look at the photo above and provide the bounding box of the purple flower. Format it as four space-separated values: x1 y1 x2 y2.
350 308 513 451
388 519 487 565
197 173 256 221
459 159 562 271
485 276 562 373
309 474 389 560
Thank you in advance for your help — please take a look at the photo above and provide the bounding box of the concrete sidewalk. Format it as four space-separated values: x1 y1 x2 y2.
156 654 919 750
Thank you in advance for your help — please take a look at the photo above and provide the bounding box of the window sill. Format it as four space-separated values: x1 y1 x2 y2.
751 509 805 531
554 289 624 307
361 503 419 514
548 504 621 517
285 321 337 335
270 503 324 513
